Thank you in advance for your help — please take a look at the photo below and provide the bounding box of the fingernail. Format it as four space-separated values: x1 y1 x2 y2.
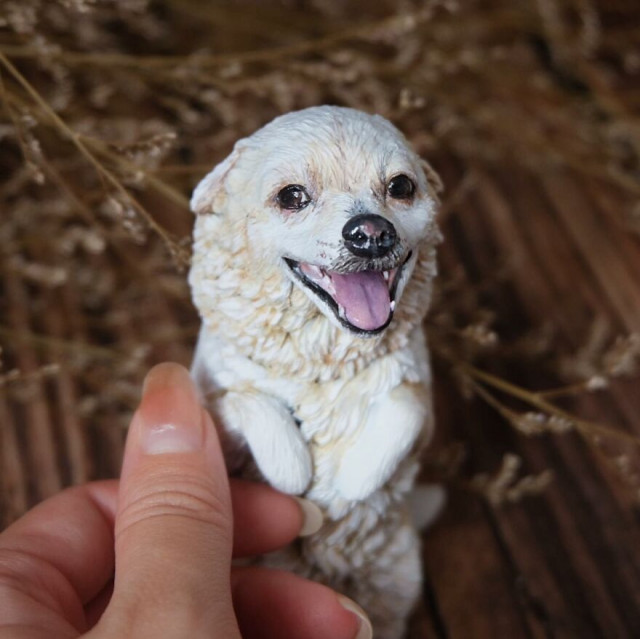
337 595 373 639
293 497 323 536
137 363 204 455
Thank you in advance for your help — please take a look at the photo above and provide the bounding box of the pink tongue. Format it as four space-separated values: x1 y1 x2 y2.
330 270 391 331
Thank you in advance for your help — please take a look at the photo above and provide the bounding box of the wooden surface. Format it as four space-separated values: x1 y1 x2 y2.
415 164 640 638
2 1 640 637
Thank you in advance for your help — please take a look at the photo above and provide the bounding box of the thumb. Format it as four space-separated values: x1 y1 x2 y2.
98 363 240 639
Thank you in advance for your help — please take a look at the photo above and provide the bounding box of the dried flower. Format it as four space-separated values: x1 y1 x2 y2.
602 334 640 377
460 323 498 348
471 454 554 506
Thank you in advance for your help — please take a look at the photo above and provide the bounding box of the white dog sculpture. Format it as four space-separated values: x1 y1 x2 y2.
189 106 442 638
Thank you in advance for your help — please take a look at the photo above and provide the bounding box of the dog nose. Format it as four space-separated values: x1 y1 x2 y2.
342 214 397 258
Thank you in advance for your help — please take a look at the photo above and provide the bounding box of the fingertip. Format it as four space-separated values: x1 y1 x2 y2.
293 497 323 537
231 567 363 639
119 361 227 492
141 361 190 392
108 363 235 628
336 595 373 639
129 363 204 458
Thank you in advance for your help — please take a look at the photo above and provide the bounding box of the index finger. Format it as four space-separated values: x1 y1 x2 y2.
0 480 118 636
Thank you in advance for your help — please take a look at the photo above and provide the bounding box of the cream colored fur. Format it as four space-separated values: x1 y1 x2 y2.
189 106 441 639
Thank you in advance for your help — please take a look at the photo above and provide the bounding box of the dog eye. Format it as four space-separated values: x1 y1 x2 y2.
387 174 415 200
276 185 310 211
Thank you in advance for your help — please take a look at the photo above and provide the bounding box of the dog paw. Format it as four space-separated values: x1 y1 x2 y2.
259 443 313 495
333 384 428 502
217 390 314 494
333 457 387 501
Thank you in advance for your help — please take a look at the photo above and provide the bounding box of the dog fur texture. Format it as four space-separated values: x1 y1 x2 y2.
189 106 441 638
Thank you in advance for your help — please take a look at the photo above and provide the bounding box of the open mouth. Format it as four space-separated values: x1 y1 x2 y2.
284 252 412 335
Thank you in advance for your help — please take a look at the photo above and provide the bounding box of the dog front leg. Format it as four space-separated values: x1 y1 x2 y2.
218 391 312 495
334 384 430 502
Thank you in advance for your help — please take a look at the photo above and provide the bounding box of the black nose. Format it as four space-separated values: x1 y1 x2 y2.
342 214 398 258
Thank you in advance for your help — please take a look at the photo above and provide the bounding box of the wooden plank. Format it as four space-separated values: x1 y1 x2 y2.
41 286 91 486
3 268 61 500
423 491 533 639
541 172 640 332
0 387 27 527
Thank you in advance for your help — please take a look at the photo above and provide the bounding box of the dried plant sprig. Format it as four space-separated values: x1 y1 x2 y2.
0 362 60 388
0 67 46 185
0 3 454 70
602 334 640 378
439 355 640 502
0 326 125 362
557 325 640 394
81 133 190 210
458 361 640 448
0 53 189 267
7 255 67 287
537 376 609 400
460 323 499 348
470 453 554 506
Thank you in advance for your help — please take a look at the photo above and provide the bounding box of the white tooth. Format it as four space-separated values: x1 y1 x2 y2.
338 305 347 320
301 264 323 282
390 301 396 311
383 270 390 281
320 273 335 294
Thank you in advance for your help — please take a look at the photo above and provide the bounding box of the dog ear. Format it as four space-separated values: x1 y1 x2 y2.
191 141 246 215
420 159 444 202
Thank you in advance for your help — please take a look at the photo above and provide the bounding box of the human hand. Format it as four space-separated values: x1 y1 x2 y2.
0 363 371 639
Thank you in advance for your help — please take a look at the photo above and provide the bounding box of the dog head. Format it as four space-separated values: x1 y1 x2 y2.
191 106 441 339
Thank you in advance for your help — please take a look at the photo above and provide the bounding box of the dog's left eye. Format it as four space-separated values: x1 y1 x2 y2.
387 174 415 200
276 185 311 211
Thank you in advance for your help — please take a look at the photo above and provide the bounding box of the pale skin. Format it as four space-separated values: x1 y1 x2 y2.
0 363 371 639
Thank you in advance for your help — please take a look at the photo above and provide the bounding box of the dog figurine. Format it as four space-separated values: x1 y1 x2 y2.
189 106 442 638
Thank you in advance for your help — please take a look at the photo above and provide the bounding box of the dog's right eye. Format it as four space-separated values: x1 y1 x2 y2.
276 185 310 211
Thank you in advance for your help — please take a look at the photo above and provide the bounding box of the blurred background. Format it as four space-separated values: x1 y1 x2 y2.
1 0 640 636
